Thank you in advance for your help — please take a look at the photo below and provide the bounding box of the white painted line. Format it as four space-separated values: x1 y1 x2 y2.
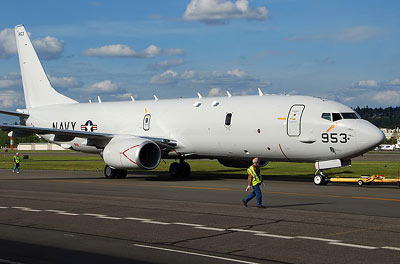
382 246 400 251
97 216 121 220
125 217 151 221
229 228 266 234
0 258 25 264
255 233 294 239
45 210 66 213
329 242 377 250
134 244 261 264
141 220 170 225
57 212 80 216
296 236 340 242
21 208 42 212
0 206 8 209
12 207 27 209
83 213 106 217
173 222 204 227
194 226 226 232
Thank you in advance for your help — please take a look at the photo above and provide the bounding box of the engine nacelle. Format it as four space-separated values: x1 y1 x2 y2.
103 137 161 170
218 159 269 168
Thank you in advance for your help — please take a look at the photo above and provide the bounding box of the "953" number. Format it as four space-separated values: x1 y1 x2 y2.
321 133 348 143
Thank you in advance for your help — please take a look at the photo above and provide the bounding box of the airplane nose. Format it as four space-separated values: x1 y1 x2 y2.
357 120 385 151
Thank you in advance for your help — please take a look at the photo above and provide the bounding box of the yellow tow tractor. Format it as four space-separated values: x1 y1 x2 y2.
329 174 400 186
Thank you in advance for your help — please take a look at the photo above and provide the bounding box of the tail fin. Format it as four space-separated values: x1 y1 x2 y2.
14 25 77 109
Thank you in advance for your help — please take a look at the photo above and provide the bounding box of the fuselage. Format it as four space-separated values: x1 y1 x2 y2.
26 94 384 163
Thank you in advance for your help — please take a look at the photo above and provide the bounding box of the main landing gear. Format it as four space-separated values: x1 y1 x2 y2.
104 165 127 179
314 170 329 185
169 160 191 177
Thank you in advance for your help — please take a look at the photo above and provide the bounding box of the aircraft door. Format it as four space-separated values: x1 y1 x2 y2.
287 104 305 136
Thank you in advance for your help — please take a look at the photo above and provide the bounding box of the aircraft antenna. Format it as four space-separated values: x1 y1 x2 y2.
153 95 159 101
226 91 232 97
197 92 202 99
131 96 135 102
89 99 92 104
258 88 264 96
97 96 102 103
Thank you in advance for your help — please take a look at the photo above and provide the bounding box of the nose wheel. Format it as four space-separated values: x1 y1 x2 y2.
314 170 328 185
169 160 191 177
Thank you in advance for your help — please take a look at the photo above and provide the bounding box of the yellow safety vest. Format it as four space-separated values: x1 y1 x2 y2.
247 165 262 186
14 156 20 163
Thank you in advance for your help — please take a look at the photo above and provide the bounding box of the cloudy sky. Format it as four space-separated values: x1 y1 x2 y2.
0 0 399 114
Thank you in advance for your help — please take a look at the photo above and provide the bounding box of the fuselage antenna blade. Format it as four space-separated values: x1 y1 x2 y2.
97 96 102 103
197 92 202 99
154 95 158 101
226 91 232 97
258 88 264 96
131 96 135 102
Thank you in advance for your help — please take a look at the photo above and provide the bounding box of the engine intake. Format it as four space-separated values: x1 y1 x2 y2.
103 137 161 170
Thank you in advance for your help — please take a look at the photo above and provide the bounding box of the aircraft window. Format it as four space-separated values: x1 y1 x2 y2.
225 113 232 126
332 113 342 121
341 112 359 119
321 113 331 121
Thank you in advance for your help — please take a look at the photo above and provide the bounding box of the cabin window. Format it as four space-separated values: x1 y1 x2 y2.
225 113 232 126
332 113 342 122
321 113 331 121
341 112 359 119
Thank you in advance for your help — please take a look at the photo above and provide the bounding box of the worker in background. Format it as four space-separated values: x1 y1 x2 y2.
13 152 20 173
242 157 265 208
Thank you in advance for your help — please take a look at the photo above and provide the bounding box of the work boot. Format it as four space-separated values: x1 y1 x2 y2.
242 200 248 207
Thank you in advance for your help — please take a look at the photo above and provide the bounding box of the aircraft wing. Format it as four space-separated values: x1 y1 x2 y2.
0 124 177 149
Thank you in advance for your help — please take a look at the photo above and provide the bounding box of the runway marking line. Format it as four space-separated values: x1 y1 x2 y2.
50 180 93 183
133 244 261 264
382 246 400 251
229 228 266 234
0 207 8 209
194 226 226 232
328 242 377 250
255 233 294 239
173 222 204 227
141 220 170 225
296 236 340 242
125 217 151 221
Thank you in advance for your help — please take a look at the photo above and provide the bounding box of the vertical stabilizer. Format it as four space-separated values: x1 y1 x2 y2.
15 25 77 109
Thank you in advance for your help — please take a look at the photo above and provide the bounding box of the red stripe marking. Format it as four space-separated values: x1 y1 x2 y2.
279 144 290 161
122 145 140 164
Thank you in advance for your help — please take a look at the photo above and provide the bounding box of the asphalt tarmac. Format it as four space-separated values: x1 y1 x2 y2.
0 169 399 264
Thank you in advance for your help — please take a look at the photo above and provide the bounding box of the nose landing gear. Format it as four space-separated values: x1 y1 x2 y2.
314 170 328 185
169 160 191 177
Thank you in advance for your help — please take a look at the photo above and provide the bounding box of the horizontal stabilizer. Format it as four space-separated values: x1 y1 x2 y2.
0 109 29 118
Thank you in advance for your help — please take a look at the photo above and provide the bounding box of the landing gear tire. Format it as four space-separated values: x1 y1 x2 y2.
169 161 191 178
314 175 325 185
169 162 181 177
115 169 127 179
104 165 116 179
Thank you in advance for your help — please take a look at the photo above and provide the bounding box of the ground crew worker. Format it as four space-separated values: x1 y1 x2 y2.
242 157 265 208
13 153 20 173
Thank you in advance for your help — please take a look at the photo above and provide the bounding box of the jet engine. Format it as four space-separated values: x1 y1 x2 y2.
103 137 161 170
218 159 269 168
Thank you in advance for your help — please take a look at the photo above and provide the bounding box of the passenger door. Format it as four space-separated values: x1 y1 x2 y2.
287 105 305 136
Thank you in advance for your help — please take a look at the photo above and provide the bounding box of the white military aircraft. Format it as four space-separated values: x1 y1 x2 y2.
0 25 384 185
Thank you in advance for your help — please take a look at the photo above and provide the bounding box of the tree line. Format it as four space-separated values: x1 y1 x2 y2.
354 106 400 129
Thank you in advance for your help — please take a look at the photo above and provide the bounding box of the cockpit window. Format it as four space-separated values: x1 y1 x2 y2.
321 113 331 121
341 112 359 119
332 113 342 122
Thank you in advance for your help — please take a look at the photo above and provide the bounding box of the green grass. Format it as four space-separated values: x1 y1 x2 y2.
1 151 399 178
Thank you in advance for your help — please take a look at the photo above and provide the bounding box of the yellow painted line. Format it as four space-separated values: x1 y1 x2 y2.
277 117 286 120
168 185 233 191
326 125 335 132
351 196 400 202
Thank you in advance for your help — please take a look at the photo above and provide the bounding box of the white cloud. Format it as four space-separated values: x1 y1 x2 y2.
183 0 268 25
208 87 224 96
82 44 183 58
32 36 64 60
387 78 400 86
0 79 18 89
87 80 118 93
357 80 378 87
150 70 179 84
110 92 136 100
227 68 245 78
0 90 24 108
48 75 83 89
0 28 17 59
372 90 400 105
